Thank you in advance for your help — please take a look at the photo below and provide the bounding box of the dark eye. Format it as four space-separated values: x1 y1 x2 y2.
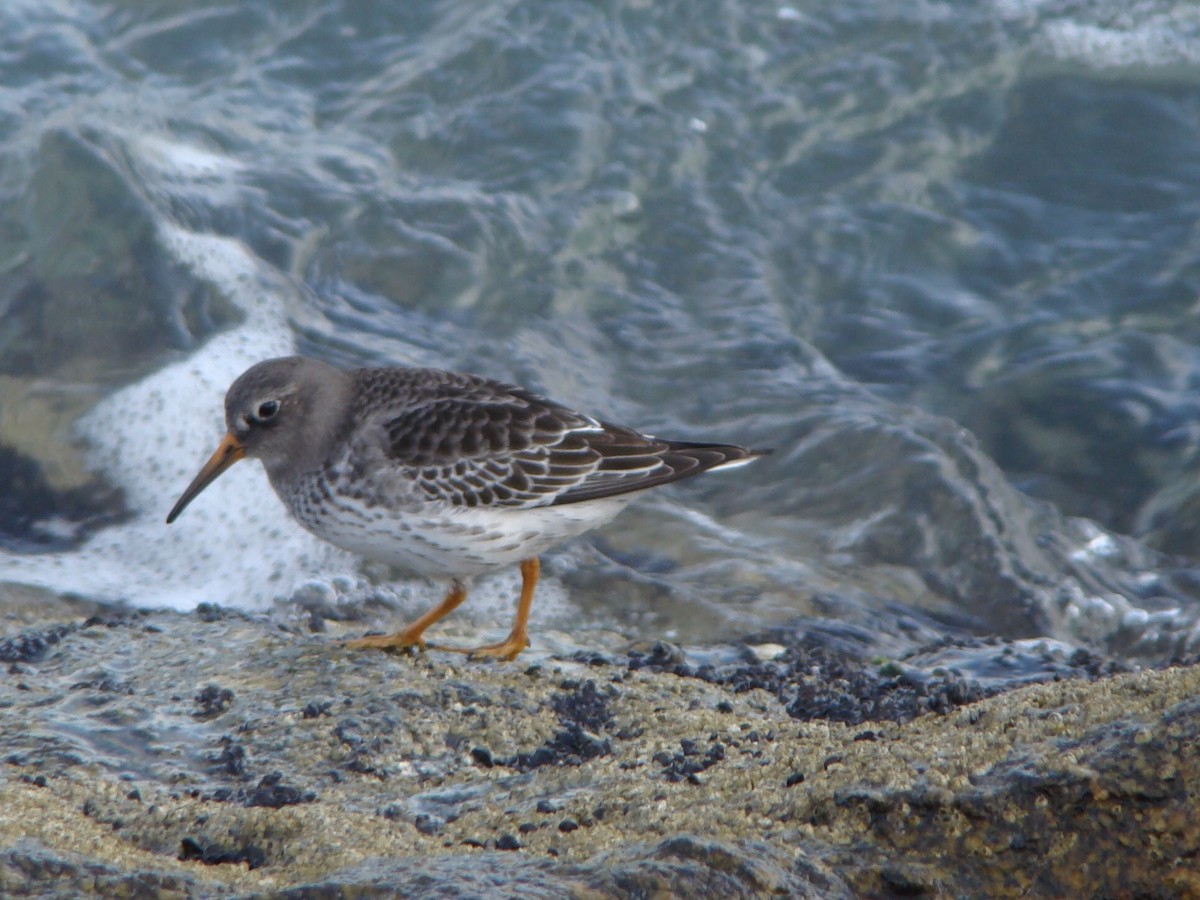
256 400 280 421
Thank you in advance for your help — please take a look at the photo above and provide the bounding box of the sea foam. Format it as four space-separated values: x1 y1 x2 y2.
1 224 358 610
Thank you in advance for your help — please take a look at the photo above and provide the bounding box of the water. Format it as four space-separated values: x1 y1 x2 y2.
3 0 1200 663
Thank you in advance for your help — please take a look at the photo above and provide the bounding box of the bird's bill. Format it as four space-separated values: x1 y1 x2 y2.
165 432 246 524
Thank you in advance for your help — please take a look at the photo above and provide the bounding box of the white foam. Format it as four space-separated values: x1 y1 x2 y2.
1 225 359 610
987 0 1200 70
1042 18 1200 69
131 132 247 184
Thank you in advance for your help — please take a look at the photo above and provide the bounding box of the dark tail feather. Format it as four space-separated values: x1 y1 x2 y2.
552 439 769 505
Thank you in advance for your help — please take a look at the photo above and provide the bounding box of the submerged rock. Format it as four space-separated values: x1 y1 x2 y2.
0 587 1196 897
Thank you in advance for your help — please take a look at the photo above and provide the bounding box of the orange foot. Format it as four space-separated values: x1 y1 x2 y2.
342 632 426 652
441 633 530 662
343 582 469 654
443 557 539 662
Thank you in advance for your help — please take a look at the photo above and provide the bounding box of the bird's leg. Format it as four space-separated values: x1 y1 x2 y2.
444 558 538 662
344 580 468 652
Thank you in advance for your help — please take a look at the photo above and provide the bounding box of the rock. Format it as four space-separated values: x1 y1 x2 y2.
0 589 1197 896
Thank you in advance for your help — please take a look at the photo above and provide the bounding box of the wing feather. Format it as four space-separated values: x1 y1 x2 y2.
348 366 764 509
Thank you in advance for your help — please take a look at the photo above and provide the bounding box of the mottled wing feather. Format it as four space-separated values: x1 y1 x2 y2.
547 431 756 505
350 366 760 510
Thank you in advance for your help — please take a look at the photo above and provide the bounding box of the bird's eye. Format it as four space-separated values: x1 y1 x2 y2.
256 400 280 421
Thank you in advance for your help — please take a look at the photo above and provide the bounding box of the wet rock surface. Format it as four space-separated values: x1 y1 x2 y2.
2 588 1197 897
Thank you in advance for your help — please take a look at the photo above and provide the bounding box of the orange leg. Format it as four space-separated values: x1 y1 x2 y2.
344 581 468 652
444 558 539 662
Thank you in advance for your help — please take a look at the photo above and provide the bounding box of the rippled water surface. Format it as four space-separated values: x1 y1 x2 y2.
4 0 1200 663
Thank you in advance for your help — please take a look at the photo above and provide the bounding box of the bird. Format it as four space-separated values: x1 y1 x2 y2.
166 356 768 660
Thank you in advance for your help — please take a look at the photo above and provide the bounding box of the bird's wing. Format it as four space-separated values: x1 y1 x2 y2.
351 368 757 510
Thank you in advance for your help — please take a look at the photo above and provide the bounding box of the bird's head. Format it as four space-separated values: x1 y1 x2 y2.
166 356 350 523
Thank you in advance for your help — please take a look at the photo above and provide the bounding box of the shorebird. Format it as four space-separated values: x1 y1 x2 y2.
167 356 767 660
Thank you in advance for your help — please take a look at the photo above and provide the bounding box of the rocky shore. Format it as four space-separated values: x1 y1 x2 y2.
2 586 1196 898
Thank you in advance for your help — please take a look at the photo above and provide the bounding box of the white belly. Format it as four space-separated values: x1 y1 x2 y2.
294 493 635 578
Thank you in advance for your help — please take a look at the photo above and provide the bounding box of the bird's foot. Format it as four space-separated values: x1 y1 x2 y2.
342 632 427 653
441 634 530 662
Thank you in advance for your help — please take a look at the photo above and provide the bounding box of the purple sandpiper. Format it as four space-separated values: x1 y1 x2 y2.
167 356 767 660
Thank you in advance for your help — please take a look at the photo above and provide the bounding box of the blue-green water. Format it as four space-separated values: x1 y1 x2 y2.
3 0 1200 663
